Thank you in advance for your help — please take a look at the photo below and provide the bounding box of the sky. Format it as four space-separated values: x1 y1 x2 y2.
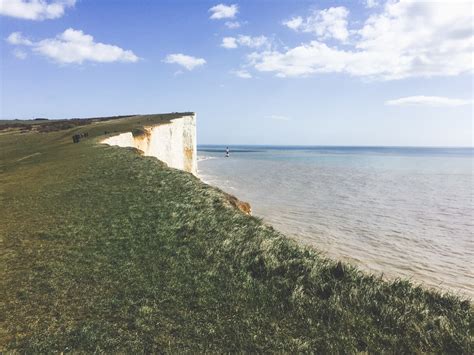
0 0 473 146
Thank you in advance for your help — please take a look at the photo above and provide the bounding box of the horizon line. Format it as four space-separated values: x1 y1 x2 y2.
198 144 474 149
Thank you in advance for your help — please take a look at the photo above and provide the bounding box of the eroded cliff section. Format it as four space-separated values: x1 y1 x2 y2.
101 114 197 175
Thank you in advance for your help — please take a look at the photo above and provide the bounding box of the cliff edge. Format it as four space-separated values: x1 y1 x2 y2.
101 113 197 175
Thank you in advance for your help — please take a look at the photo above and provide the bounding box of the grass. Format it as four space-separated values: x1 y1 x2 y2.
0 113 472 352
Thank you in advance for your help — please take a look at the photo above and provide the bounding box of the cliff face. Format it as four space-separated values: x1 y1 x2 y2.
101 114 197 175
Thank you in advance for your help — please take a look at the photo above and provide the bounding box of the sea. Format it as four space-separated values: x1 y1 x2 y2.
198 145 474 298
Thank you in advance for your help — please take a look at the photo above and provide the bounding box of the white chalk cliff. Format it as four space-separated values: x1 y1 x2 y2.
101 114 197 175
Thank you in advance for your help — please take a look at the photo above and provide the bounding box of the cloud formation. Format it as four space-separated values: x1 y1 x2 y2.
365 0 379 8
283 6 349 42
221 37 237 48
221 35 269 49
252 1 473 80
225 21 240 29
0 0 76 20
6 28 139 64
209 3 238 19
7 32 33 45
282 16 303 31
231 69 252 78
385 96 473 107
164 53 206 70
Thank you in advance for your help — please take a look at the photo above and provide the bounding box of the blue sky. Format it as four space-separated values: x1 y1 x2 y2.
1 0 473 146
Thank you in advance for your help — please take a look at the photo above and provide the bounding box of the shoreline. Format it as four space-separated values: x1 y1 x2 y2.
197 150 473 300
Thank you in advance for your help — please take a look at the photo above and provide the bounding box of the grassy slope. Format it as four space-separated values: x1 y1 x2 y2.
0 114 472 352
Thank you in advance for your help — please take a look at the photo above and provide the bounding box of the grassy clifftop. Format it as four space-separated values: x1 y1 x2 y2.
0 114 472 352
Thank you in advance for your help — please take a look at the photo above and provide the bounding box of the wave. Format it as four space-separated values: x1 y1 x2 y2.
198 155 217 162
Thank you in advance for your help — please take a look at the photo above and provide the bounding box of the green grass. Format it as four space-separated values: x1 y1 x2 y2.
0 114 472 352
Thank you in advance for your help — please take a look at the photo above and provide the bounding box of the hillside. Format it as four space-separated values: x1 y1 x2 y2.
0 114 472 352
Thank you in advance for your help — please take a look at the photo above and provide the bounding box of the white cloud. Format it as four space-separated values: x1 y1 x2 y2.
385 96 473 107
266 115 291 121
209 3 238 19
164 53 206 70
6 28 139 64
253 1 474 80
248 41 352 77
221 36 237 48
221 35 269 49
231 69 252 78
283 7 350 42
282 16 303 30
6 32 32 45
37 29 138 64
365 0 379 8
238 35 269 48
12 48 27 59
225 21 240 29
0 0 76 20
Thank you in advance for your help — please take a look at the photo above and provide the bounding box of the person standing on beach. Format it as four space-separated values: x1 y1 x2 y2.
225 146 230 157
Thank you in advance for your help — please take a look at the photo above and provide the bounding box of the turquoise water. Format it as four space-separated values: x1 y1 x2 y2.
198 146 474 298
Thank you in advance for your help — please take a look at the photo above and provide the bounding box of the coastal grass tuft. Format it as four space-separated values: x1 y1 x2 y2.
0 114 472 352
